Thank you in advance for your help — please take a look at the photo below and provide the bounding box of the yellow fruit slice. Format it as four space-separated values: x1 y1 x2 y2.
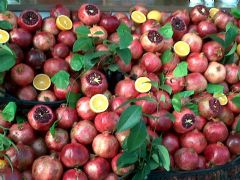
209 8 219 18
135 77 152 93
0 159 7 169
213 93 228 106
90 94 109 113
173 41 190 57
56 15 73 31
237 44 240 56
147 10 161 22
131 10 146 24
33 74 51 91
0 29 9 44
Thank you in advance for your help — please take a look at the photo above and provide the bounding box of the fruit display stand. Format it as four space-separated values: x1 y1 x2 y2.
1 0 240 180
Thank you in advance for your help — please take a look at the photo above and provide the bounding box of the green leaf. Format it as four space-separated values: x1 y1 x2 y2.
108 64 119 72
148 158 160 170
0 20 13 30
238 70 240 80
16 116 25 124
132 163 151 180
117 105 142 132
232 94 240 108
94 31 104 35
223 53 235 64
231 8 240 19
178 90 195 98
0 0 8 12
185 103 199 115
73 37 93 52
158 23 173 39
51 70 70 89
117 152 138 168
0 46 16 72
152 136 162 146
152 153 160 164
225 23 238 48
126 121 147 152
206 83 224 94
117 23 133 49
171 94 181 112
159 73 166 85
173 61 188 78
1 102 17 122
50 121 58 136
75 25 90 36
66 92 81 108
225 42 237 56
161 49 173 64
116 48 132 65
70 54 83 71
0 134 17 151
159 85 172 95
207 34 225 47
166 112 176 122
157 145 170 171
236 120 240 133
0 72 5 85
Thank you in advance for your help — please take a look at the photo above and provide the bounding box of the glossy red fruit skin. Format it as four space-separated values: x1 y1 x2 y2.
115 55 132 73
58 31 76 47
61 143 89 167
204 143 230 166
26 49 46 70
18 10 42 32
181 33 202 52
42 17 59 35
94 111 119 133
99 14 120 33
5 144 35 171
213 10 234 30
18 85 37 101
115 78 139 99
161 38 174 53
217 106 234 126
140 52 162 73
195 115 207 130
45 128 69 151
33 31 56 51
204 62 226 84
202 41 224 62
140 30 164 52
197 20 217 37
71 120 97 145
78 3 100 26
130 4 148 15
84 157 110 180
173 108 196 134
0 11 17 28
43 58 69 77
110 96 129 115
27 105 55 131
185 73 207 94
50 4 70 17
63 169 88 180
172 9 190 26
174 148 199 171
186 52 208 73
105 173 118 180
148 110 173 132
38 90 57 102
190 5 209 24
115 129 130 146
140 19 160 34
9 122 36 145
162 53 180 72
0 168 21 180
32 155 63 180
81 69 108 97
135 93 157 114
56 105 78 129
225 64 240 84
9 43 24 64
22 170 33 180
226 133 240 155
203 121 229 143
130 65 145 78
92 133 119 159
128 39 143 60
52 43 70 59
162 133 180 154
165 72 185 94
111 153 135 176
227 93 240 113
154 90 172 111
11 63 34 86
10 28 32 48
76 97 96 120
197 155 207 169
180 129 207 154
31 138 48 157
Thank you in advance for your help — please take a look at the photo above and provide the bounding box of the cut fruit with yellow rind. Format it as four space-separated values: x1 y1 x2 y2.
173 41 190 57
209 8 219 18
0 159 7 169
90 94 109 113
56 15 73 31
213 93 228 106
237 44 240 56
131 10 146 24
0 29 9 44
147 10 161 22
135 77 152 93
33 74 51 91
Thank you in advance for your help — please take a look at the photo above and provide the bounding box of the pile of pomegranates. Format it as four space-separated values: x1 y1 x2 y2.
0 2 240 180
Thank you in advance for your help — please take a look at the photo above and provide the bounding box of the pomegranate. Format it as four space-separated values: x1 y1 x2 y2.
204 62 226 83
89 25 108 43
225 64 239 84
154 90 172 110
42 17 59 35
108 32 119 43
56 105 78 129
213 10 234 30
219 81 230 94
162 53 180 72
162 133 180 154
140 30 164 52
119 17 134 31
172 9 190 26
99 14 120 33
43 58 69 77
204 143 230 166
33 31 56 51
115 129 130 146
105 173 118 180
0 11 18 28
9 43 24 64
76 97 96 120
31 138 48 157
10 28 32 48
71 120 97 144
58 30 76 47
226 133 240 155
227 93 240 113
110 96 129 115
232 115 240 131
130 4 148 15
147 73 161 93
0 168 21 180
50 4 70 17
38 90 57 102
231 82 240 93
135 93 157 114
27 104 55 131
60 143 89 167
128 39 143 60
173 108 196 134
25 49 46 70
18 9 42 32
63 169 87 180
197 156 207 169
181 33 202 52
45 128 69 151
202 41 224 62
165 72 185 94
130 65 145 78
203 121 228 143
197 20 217 37
140 52 162 73
186 52 208 73
198 97 222 119
140 19 160 34
10 63 34 86
115 55 132 73
180 129 207 154
217 106 234 126
5 144 34 171
195 115 207 130
78 4 100 25
84 157 110 180
9 122 36 145
174 148 199 170
188 24 197 33
17 85 37 101
190 5 209 24
148 110 173 132
32 155 63 180
185 73 207 93
0 112 12 133
22 170 33 180
92 133 119 158
161 38 174 52
115 78 139 99
169 16 187 40
111 153 135 176
51 43 70 59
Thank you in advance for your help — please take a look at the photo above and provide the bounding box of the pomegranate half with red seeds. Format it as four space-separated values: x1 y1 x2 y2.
27 105 55 131
78 3 100 26
140 19 160 34
198 97 222 119
190 5 209 24
115 78 139 99
76 97 96 120
140 30 164 52
172 9 190 26
18 9 42 32
169 16 187 40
